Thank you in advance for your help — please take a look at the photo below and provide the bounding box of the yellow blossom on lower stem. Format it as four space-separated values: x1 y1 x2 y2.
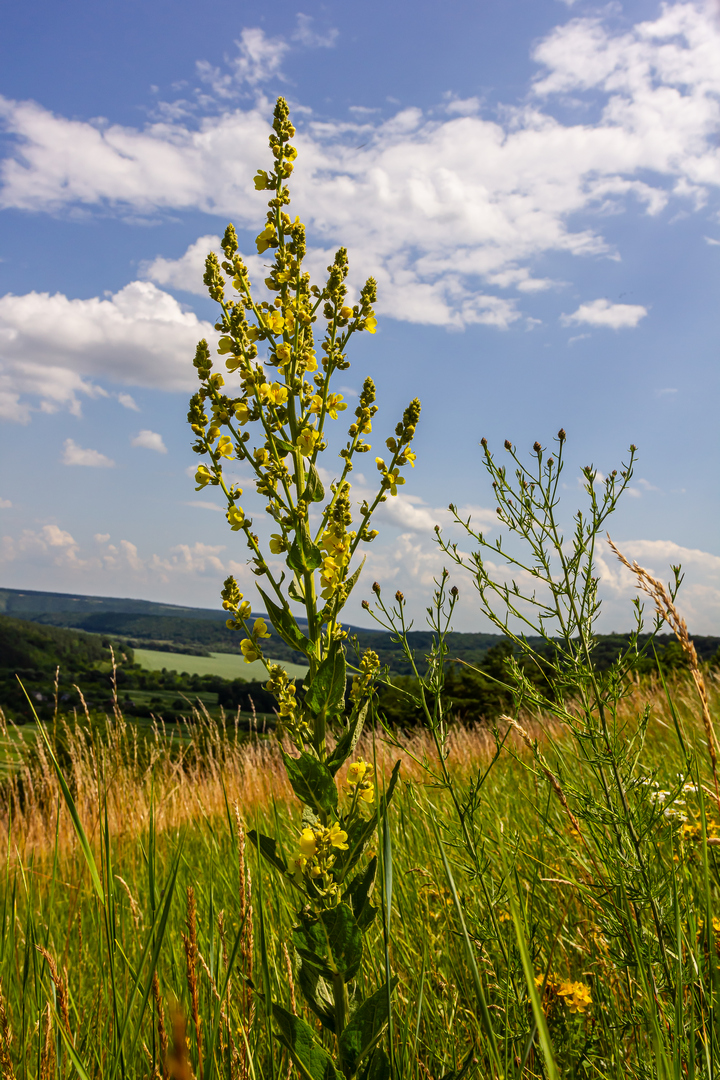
234 402 251 425
299 828 317 858
260 382 288 406
253 618 271 639
276 343 292 366
269 534 287 554
217 436 234 459
240 639 260 663
328 823 349 850
348 761 369 785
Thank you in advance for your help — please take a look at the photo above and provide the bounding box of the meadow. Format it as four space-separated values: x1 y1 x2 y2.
0 667 719 1079
2 95 718 1080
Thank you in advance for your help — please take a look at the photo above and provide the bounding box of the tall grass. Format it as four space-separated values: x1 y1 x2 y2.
0 670 718 1078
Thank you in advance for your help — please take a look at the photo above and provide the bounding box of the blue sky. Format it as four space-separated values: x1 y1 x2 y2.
0 0 718 633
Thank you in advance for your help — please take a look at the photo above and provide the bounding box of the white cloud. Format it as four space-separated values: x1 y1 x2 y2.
598 537 720 634
0 498 11 509
131 429 167 453
62 438 115 468
293 14 338 49
184 500 224 512
0 281 214 420
117 392 140 411
1 4 719 328
561 298 648 328
196 29 290 97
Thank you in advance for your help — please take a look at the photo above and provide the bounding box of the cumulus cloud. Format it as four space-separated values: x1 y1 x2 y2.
62 438 115 467
561 298 648 328
1 4 719 328
131 429 167 453
0 281 214 420
0 498 11 509
117 392 139 411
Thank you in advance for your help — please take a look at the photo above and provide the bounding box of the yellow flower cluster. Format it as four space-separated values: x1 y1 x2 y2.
535 975 592 1015
290 822 349 898
319 522 355 600
557 980 592 1014
221 575 252 629
240 618 271 664
350 649 380 702
346 759 375 805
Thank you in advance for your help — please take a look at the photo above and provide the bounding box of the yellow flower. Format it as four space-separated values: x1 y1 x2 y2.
403 448 416 467
240 639 260 663
558 981 592 1014
328 823 349 850
276 343 292 366
217 336 236 354
225 355 243 373
234 402 251 425
269 534 287 554
302 352 318 373
238 600 252 619
296 427 320 457
360 786 375 804
326 393 347 419
227 505 245 531
254 447 269 466
364 316 377 334
253 618 271 639
256 225 276 253
264 310 285 334
385 469 404 496
289 854 307 879
309 394 323 415
259 382 288 406
299 828 317 858
348 761 368 785
340 306 353 319
217 436 234 459
253 170 269 190
194 465 213 489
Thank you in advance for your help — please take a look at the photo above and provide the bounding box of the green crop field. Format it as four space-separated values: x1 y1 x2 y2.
132 646 309 682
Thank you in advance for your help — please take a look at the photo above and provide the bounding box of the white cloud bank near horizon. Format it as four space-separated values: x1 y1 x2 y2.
2 508 719 633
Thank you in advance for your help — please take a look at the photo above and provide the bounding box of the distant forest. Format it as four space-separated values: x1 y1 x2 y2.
1 586 719 726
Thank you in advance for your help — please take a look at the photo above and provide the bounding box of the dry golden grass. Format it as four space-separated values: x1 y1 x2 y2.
1 668 717 865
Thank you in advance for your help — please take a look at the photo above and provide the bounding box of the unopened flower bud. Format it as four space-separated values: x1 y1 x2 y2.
480 437 488 448
504 439 512 450
372 581 381 594
533 441 542 453
450 586 459 598
558 428 566 442
362 599 370 610
395 591 404 604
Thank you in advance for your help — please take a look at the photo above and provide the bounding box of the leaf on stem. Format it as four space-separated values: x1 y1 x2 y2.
338 977 398 1077
273 1004 340 1080
305 639 347 722
256 585 315 656
282 752 339 815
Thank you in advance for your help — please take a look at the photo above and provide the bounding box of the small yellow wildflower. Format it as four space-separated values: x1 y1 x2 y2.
340 305 353 319
296 427 320 457
259 382 288 406
234 402 251 424
558 980 592 1014
348 761 368 785
253 618 271 640
253 170 269 190
328 823 349 850
195 465 213 489
403 448 417 467
240 639 260 663
256 225 276 254
364 316 377 333
227 505 245 531
217 436 234 459
298 828 317 858
269 534 287 554
264 310 285 334
276 342 292 366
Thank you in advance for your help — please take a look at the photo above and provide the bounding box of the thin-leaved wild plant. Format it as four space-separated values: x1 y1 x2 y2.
369 431 720 1077
188 95 420 1079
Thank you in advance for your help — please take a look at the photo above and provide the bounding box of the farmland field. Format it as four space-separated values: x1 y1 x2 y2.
132 646 309 681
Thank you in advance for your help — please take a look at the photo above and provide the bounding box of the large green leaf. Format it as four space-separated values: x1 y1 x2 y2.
282 752 338 815
257 585 314 656
273 1005 340 1080
288 523 323 573
247 830 289 874
305 463 325 503
360 1047 391 1080
293 904 363 983
338 978 398 1077
326 702 368 776
305 641 346 720
296 963 336 1033
343 857 378 932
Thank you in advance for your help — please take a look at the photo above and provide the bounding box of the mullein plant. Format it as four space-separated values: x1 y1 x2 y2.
188 97 419 1079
